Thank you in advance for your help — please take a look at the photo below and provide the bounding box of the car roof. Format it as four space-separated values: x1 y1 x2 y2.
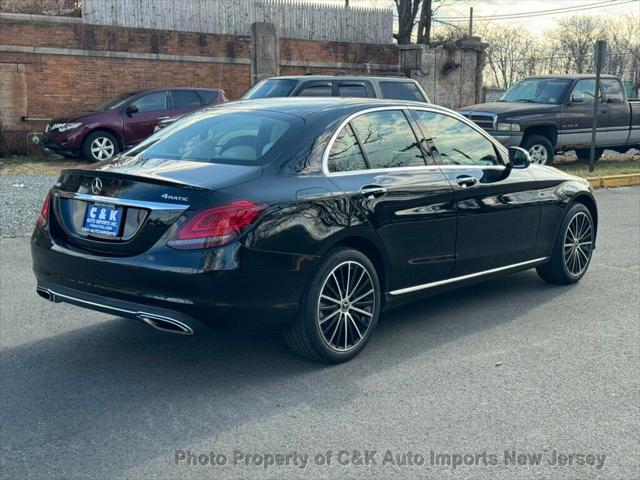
211 97 448 119
524 74 621 80
264 75 417 83
135 87 223 94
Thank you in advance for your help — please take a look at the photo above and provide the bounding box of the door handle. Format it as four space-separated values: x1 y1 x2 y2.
156 116 171 120
360 185 388 199
455 175 478 188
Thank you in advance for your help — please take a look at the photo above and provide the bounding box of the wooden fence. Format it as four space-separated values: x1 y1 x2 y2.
82 0 393 44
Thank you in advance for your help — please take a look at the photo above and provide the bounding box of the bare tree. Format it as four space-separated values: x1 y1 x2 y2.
549 16 606 73
393 0 433 45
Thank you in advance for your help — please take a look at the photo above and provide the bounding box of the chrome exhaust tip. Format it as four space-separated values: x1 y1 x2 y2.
36 287 56 302
137 313 194 335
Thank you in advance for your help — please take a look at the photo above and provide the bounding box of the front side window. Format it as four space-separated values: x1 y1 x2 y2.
172 90 202 109
379 82 426 102
571 79 601 104
413 111 498 166
602 79 625 103
131 91 167 113
351 110 425 169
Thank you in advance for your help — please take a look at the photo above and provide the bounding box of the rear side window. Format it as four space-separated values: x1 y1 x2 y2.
134 112 294 165
350 110 425 169
327 125 367 172
172 90 202 109
379 82 426 102
197 90 220 105
602 79 625 104
337 83 370 98
297 84 333 97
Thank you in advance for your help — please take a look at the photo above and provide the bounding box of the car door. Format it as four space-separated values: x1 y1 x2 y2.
559 79 608 147
122 90 169 146
411 108 540 276
600 78 631 146
325 108 457 291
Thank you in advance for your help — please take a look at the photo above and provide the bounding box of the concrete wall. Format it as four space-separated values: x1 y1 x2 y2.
0 13 398 154
400 39 488 110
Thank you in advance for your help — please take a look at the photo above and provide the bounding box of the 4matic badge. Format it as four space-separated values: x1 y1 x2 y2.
161 193 189 202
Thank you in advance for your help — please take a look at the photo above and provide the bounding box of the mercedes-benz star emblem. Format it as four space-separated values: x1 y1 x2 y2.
91 178 103 195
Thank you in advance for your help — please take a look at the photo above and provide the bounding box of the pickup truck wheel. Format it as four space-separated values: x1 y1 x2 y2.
575 148 603 164
522 135 554 165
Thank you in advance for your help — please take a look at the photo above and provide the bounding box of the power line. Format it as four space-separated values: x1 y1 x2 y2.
438 0 637 21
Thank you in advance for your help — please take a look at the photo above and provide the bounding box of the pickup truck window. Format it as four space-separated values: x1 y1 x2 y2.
602 79 625 103
571 79 602 104
500 78 571 104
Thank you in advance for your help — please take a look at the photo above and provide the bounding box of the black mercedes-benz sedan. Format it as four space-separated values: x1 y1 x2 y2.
32 98 598 363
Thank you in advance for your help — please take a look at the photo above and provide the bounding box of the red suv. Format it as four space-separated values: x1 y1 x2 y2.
43 88 226 162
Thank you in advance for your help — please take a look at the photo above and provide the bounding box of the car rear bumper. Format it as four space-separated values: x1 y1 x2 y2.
31 227 318 332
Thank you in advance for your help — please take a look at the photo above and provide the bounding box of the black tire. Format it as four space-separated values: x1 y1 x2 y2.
522 134 554 165
82 131 120 163
537 203 594 285
575 148 603 164
284 247 381 363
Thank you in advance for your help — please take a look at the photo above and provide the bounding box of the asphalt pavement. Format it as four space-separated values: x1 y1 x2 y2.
1 187 639 480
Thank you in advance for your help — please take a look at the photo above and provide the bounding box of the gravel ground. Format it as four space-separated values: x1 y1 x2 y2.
0 175 57 237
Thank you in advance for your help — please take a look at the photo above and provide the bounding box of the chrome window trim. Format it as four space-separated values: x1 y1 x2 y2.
389 257 549 296
321 105 508 177
56 191 189 211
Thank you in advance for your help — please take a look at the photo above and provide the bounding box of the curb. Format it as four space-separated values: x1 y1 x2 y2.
585 173 640 189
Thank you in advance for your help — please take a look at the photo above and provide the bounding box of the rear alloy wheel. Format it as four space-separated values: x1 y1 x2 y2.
522 134 554 165
537 203 594 284
82 131 119 163
284 248 380 363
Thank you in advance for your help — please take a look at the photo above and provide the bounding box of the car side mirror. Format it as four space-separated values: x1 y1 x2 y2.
571 92 586 104
507 147 531 169
125 104 139 116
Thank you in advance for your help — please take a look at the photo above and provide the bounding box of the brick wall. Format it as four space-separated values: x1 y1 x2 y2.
0 14 398 154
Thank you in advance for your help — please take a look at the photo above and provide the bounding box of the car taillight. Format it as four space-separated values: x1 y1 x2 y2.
37 191 51 226
167 200 266 250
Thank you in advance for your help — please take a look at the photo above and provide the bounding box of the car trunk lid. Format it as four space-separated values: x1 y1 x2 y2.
49 156 262 256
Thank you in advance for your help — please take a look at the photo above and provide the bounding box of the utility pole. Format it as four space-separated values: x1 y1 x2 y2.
589 40 606 173
468 7 473 37
345 0 349 6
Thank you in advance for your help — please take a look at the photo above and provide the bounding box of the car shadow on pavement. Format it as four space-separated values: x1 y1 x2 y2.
0 269 573 478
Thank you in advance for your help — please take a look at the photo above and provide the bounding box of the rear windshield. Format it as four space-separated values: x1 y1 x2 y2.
379 82 426 102
242 79 298 99
126 111 296 165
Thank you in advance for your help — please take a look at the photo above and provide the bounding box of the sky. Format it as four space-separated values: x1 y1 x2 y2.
310 0 640 38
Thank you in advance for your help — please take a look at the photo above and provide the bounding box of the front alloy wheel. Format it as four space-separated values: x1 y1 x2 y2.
537 203 594 284
563 211 593 277
91 137 115 161
284 248 381 363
